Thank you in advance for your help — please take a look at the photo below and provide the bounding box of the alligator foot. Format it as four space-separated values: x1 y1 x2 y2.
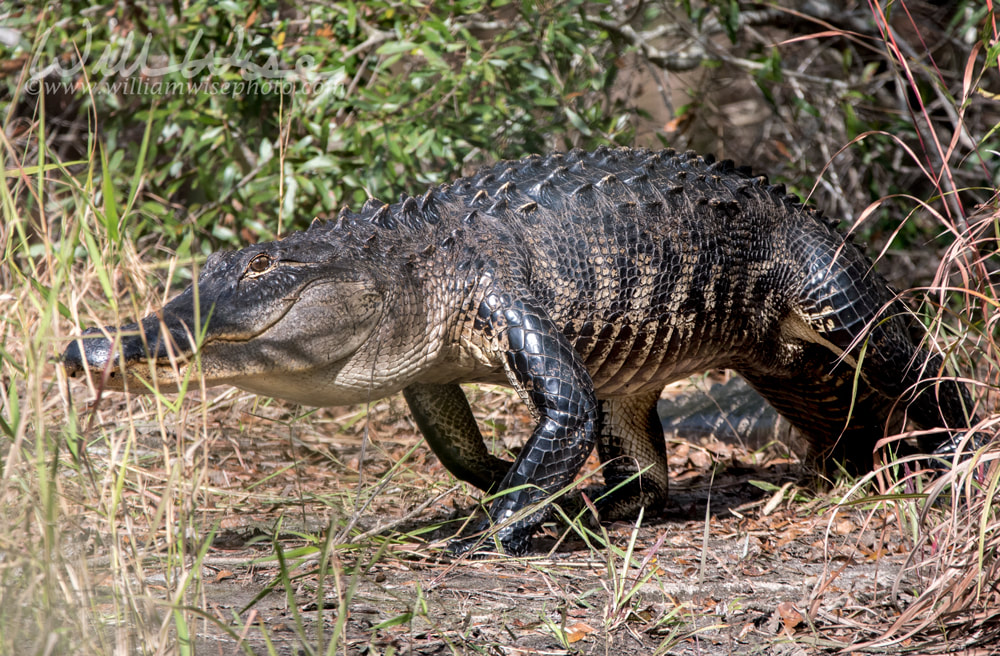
930 429 993 482
447 521 534 557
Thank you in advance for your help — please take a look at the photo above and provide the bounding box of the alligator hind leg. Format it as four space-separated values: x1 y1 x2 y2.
595 391 670 519
738 344 895 471
787 229 978 456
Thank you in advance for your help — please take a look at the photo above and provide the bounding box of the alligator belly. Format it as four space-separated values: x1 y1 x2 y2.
574 318 740 397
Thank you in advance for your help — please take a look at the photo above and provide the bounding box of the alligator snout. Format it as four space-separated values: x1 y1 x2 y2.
63 326 134 377
63 328 109 377
61 323 166 390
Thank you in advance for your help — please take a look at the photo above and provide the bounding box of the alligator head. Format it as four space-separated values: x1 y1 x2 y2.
62 230 390 406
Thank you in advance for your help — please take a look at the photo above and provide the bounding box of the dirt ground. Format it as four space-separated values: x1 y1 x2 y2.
58 382 956 656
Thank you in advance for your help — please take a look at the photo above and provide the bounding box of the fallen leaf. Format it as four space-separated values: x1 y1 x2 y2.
214 569 236 583
564 621 595 643
688 449 711 468
833 519 854 535
776 601 803 631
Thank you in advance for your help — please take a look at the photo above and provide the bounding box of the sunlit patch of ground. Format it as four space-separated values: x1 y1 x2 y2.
37 379 948 655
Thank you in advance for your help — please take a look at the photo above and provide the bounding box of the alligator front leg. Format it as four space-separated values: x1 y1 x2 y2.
455 291 599 555
402 382 510 492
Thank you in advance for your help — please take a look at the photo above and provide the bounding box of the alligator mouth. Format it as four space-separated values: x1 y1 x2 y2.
62 324 198 393
62 274 359 397
62 288 311 392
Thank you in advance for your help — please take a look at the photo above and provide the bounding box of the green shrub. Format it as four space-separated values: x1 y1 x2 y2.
4 0 635 270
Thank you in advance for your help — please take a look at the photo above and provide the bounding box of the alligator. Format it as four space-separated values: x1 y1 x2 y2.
62 147 980 555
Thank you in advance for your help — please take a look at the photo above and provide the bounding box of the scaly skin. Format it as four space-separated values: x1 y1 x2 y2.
62 147 980 555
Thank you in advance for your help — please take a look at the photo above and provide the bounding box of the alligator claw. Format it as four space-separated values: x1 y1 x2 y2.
925 429 995 489
931 430 988 467
447 522 533 558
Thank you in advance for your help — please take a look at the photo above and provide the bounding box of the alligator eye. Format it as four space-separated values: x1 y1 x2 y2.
245 253 274 277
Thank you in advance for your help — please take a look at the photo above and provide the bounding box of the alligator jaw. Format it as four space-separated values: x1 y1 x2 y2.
62 322 197 393
61 251 392 402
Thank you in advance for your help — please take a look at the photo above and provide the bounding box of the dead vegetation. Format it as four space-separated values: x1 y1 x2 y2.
7 358 1000 654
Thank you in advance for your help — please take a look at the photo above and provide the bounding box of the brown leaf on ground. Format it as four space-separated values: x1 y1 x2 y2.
564 621 595 643
776 601 803 631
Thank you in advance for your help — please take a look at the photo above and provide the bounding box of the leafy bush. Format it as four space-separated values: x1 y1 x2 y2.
4 0 637 266
5 2 996 262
